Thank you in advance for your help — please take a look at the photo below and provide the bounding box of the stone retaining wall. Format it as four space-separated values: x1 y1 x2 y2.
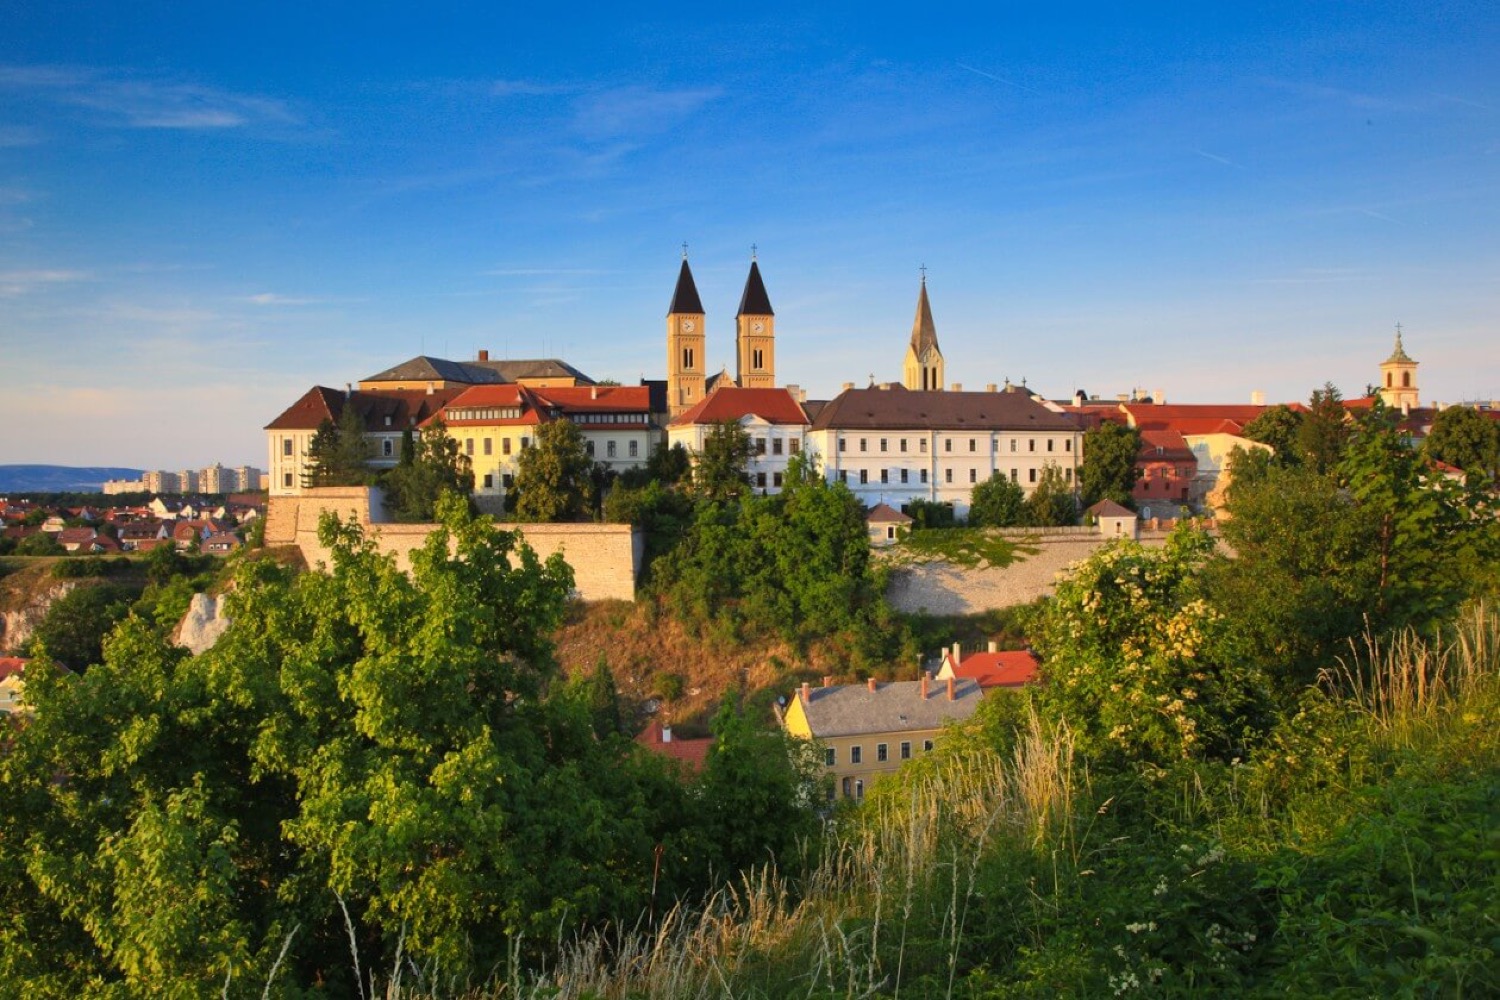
266 489 642 602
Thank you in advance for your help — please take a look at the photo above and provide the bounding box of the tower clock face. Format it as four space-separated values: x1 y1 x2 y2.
682 320 695 333
751 321 764 333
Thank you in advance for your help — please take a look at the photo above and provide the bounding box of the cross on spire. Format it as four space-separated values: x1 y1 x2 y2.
919 263 927 283
681 241 688 260
751 243 758 261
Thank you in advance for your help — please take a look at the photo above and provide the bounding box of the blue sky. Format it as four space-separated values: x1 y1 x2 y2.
2 3 1497 469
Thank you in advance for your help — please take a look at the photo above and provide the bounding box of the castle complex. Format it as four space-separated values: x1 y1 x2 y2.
266 253 1441 519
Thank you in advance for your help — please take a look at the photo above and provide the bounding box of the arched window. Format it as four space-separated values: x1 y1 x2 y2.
1402 371 1411 388
1386 373 1393 387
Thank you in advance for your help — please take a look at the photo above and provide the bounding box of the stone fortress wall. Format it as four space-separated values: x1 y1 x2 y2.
264 488 643 602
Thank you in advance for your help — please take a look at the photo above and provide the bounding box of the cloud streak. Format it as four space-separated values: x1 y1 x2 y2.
0 269 87 297
0 64 298 130
570 85 722 142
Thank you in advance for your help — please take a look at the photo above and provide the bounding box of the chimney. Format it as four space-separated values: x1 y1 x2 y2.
947 676 956 701
344 382 352 398
822 675 833 688
1401 400 1411 416
952 641 961 661
591 386 599 400
842 382 854 392
986 383 997 392
988 640 998 653
1154 388 1165 405
867 677 877 692
661 725 672 743
951 382 963 392
800 681 810 703
1074 390 1087 407
426 381 435 395
921 674 929 699
1250 390 1265 406
478 349 489 362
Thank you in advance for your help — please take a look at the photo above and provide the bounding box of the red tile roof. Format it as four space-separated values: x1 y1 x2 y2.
266 385 465 432
0 657 28 682
634 722 712 772
534 384 652 413
945 650 1040 689
866 502 913 524
427 384 547 428
670 386 809 427
1123 403 1267 437
1138 429 1196 464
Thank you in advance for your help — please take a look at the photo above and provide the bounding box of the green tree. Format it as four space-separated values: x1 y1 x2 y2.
648 441 692 485
692 421 752 501
25 583 137 670
1243 404 1305 467
511 419 594 522
906 498 957 529
1031 527 1266 765
1423 404 1499 483
16 532 64 556
967 472 1026 527
691 696 824 878
603 478 695 575
382 417 473 522
302 404 372 488
1297 383 1350 475
1079 422 1142 508
1023 463 1078 526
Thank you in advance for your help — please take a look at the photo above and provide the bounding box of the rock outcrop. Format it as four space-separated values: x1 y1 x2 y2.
173 592 230 654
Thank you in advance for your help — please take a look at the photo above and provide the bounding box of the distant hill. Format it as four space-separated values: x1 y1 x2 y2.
0 465 144 493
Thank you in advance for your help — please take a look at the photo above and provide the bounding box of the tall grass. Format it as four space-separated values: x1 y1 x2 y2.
503 707 1076 999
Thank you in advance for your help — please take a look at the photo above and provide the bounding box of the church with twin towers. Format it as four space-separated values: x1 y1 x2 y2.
665 250 946 418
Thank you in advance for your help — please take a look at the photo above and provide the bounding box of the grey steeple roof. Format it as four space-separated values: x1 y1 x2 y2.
668 259 704 315
737 259 774 317
1384 329 1415 364
909 278 940 358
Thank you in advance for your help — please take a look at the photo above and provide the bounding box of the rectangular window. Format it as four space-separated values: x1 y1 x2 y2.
850 746 862 764
382 439 393 457
607 440 617 458
1066 439 1073 452
586 441 595 457
756 472 767 488
483 474 494 488
465 438 474 456
283 472 293 487
772 438 783 456
923 739 934 752
502 473 514 488
855 779 864 801
503 438 512 455
283 438 293 456
880 469 889 484
521 437 530 449
629 440 638 458
945 468 953 484
1029 439 1035 452
900 741 911 760
773 471 783 487
483 438 492 456
920 469 928 483
969 468 977 483
790 439 800 454
825 747 836 766
860 438 867 452
920 438 927 453
1010 439 1017 452
859 470 869 484
1066 467 1073 482
839 437 846 452
1011 468 1018 482
839 470 848 483
969 438 976 452
945 439 952 452
877 743 888 762
755 437 767 455
880 438 888 452
899 438 907 452
1030 468 1038 483
900 469 909 484
1047 439 1054 452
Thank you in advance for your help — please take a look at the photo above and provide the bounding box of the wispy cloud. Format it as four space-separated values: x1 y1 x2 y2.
1192 148 1237 168
485 267 610 276
490 78 577 98
243 292 323 306
571 85 722 141
1249 267 1374 286
0 269 87 297
0 64 298 130
0 124 43 147
956 63 1041 96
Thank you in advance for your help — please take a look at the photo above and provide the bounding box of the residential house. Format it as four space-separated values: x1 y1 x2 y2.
118 520 169 551
202 532 242 555
1134 429 1197 512
1086 499 1138 538
782 676 983 801
634 721 713 773
935 642 1040 690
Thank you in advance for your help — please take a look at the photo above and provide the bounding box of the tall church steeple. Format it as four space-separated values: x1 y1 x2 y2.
1378 324 1419 412
667 251 706 417
903 272 945 392
735 251 775 388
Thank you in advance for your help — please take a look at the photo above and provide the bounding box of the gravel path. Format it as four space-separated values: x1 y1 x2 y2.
885 535 1167 615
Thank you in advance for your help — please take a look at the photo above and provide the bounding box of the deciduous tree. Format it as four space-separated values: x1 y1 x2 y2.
1423 404 1499 483
511 419 594 522
692 420 752 501
967 472 1026 527
1079 422 1141 508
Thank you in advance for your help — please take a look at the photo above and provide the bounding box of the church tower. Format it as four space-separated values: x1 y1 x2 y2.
902 273 945 392
1378 325 1419 412
735 254 776 389
667 254 706 418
